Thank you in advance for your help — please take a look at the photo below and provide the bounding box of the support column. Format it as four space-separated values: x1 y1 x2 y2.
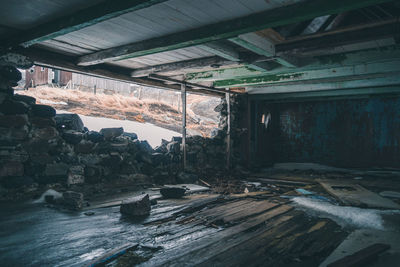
181 83 187 170
226 90 231 170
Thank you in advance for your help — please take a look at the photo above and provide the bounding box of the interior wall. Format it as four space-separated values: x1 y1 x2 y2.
254 93 400 168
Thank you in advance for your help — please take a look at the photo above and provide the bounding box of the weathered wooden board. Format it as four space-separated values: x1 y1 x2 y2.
318 180 400 209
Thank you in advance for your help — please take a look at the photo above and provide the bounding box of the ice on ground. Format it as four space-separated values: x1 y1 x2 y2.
292 197 386 230
79 248 106 261
33 189 63 204
57 111 179 147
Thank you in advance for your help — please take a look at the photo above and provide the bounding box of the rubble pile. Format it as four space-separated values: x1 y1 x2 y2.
0 57 247 201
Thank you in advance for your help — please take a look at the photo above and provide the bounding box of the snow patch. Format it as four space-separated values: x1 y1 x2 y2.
33 189 63 204
292 197 386 230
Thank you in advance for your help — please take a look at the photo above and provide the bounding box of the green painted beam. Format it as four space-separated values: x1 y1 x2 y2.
214 60 400 88
249 86 400 102
77 0 392 66
229 33 299 68
186 45 400 83
246 72 400 94
8 0 169 48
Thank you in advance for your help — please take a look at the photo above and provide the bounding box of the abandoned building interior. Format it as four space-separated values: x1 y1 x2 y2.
1 0 400 266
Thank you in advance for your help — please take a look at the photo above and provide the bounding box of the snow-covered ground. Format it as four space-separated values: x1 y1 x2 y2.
57 110 179 147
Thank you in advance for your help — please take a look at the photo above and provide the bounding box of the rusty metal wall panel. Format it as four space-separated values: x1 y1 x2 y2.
256 95 400 168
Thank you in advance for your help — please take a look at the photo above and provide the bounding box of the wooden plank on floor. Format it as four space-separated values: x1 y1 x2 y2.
219 201 278 223
327 243 391 267
318 180 400 209
142 204 294 266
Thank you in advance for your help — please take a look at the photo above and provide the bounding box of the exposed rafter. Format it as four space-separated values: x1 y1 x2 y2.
199 42 275 71
185 45 400 83
228 33 300 68
6 0 169 48
276 18 400 55
148 74 243 95
130 56 235 77
214 60 400 88
246 73 400 94
17 48 221 96
77 0 393 66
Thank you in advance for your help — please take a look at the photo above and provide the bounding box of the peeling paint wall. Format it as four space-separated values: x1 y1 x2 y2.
256 95 400 168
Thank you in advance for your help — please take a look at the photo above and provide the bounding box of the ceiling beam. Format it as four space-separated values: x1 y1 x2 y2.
199 42 275 71
186 45 400 83
77 0 392 66
17 48 221 96
276 19 400 55
246 72 400 94
213 60 400 88
6 0 169 48
130 56 235 77
229 33 300 68
148 74 243 95
249 86 400 102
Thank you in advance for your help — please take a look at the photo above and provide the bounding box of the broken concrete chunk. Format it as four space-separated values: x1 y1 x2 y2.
61 191 84 210
120 194 151 216
62 130 83 144
100 127 123 140
160 187 186 199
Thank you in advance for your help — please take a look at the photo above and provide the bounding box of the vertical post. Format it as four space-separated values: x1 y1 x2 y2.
93 84 96 95
226 89 231 170
181 83 187 170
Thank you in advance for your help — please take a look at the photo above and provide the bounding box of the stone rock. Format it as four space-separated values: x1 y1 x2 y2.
0 161 24 177
31 104 56 118
13 94 36 105
120 194 151 216
0 126 29 141
87 131 104 143
0 53 33 69
100 127 123 140
55 113 84 132
61 191 84 210
63 130 83 144
67 173 85 186
171 136 182 143
136 140 153 153
160 187 186 199
30 117 56 128
167 141 180 154
74 140 94 154
32 126 59 140
0 114 29 128
44 163 69 177
123 132 138 140
214 101 227 113
0 66 21 86
23 138 51 154
0 98 29 115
